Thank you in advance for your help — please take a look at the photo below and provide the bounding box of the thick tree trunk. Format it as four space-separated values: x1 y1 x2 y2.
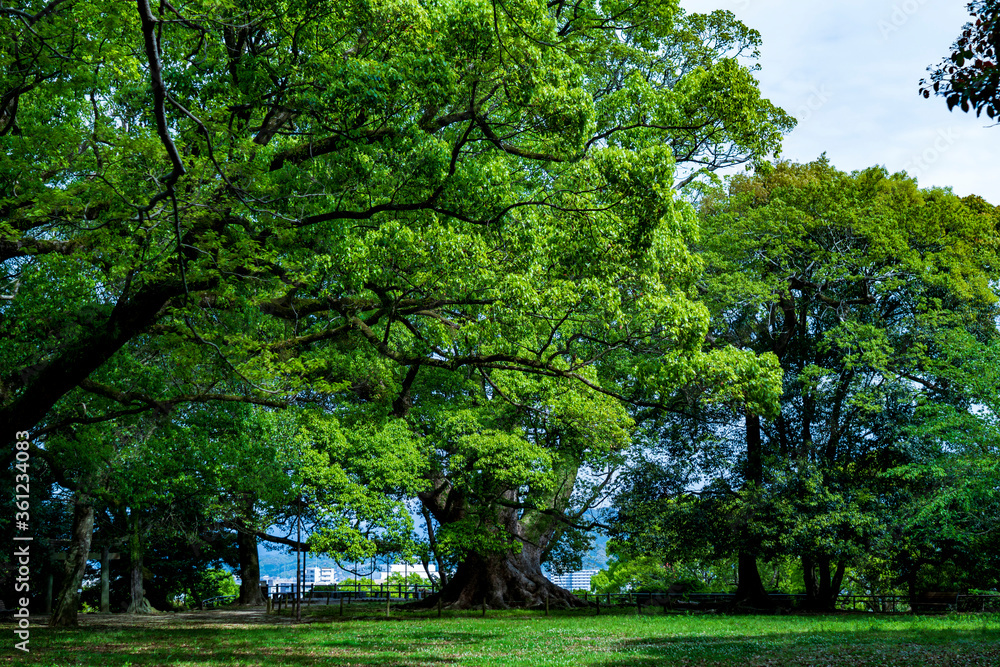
237 529 265 605
0 282 181 450
49 494 95 627
421 505 447 590
415 448 586 609
126 513 157 614
100 545 111 613
734 551 770 606
802 556 845 610
414 484 586 609
733 414 770 607
411 543 586 610
803 555 819 600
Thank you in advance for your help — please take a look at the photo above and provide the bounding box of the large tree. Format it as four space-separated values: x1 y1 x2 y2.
2 0 791 609
611 160 1000 609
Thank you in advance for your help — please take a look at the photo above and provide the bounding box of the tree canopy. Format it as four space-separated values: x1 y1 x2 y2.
609 159 1000 608
2 0 795 620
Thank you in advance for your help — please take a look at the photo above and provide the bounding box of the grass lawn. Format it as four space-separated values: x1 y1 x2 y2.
4 605 1000 667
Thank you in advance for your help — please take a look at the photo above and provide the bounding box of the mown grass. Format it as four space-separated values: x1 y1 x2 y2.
5 605 1000 666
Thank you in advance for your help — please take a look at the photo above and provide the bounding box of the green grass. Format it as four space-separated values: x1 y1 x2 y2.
5 606 1000 666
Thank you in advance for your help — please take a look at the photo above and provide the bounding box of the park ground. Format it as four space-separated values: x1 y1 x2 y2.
4 605 1000 667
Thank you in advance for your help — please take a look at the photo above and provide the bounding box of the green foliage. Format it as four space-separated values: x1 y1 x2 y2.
1 0 793 603
922 1 1000 121
385 571 430 587
177 569 239 609
611 158 1000 599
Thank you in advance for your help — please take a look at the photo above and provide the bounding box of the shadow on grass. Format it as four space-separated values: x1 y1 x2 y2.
595 628 1000 667
10 625 479 667
9 614 1000 667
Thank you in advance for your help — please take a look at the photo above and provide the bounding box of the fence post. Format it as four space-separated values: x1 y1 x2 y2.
545 593 549 617
437 595 442 618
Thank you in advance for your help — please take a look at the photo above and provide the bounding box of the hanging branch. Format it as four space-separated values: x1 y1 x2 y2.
136 0 185 212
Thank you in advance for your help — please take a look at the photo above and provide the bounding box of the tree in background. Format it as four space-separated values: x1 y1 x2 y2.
922 1 1000 121
887 325 1000 598
611 159 1000 609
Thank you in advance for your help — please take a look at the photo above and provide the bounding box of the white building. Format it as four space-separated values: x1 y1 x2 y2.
305 567 338 585
372 562 437 583
547 569 598 591
260 568 337 593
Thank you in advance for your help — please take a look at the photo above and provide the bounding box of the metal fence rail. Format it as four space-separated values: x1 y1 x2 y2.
254 583 1000 615
201 594 239 609
571 591 1000 613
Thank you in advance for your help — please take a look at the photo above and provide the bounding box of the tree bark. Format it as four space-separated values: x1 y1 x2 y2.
803 555 819 601
734 413 770 607
421 505 447 589
126 513 157 614
237 528 265 605
0 282 183 449
411 542 586 610
734 551 770 606
802 555 845 610
415 477 586 609
49 493 95 627
100 544 111 613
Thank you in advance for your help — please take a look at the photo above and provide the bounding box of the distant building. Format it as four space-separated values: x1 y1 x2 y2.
259 568 336 593
305 567 338 586
260 563 438 592
372 562 437 584
546 569 598 591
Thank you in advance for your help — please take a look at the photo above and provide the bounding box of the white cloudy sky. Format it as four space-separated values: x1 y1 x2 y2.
681 0 1000 203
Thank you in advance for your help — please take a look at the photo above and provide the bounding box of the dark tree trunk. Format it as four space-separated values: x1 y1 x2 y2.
411 543 586 610
126 513 156 614
414 480 586 610
803 555 819 600
734 551 770 606
421 505 447 590
49 493 95 627
803 556 845 610
0 282 181 450
100 544 111 613
831 560 846 607
237 529 265 605
733 414 770 607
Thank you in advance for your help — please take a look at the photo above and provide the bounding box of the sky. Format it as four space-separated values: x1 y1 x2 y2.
680 0 1000 203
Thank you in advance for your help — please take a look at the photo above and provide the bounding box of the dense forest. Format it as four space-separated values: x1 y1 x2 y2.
2 0 998 627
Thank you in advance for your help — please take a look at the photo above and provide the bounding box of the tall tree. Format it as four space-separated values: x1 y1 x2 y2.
612 160 1000 609
3 0 791 608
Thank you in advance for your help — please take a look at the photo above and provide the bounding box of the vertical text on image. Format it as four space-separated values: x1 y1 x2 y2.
14 430 32 652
